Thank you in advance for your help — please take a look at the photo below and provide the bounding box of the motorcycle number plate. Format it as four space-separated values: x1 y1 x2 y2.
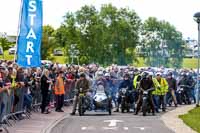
143 91 148 94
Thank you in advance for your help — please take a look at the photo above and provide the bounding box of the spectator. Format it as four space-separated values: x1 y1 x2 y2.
55 71 65 112
40 69 51 114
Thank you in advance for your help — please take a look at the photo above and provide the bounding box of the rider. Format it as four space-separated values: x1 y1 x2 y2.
178 73 191 104
166 72 178 107
115 73 133 112
71 73 90 115
94 71 111 96
134 71 155 116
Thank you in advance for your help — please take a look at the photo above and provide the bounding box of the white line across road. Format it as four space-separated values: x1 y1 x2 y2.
81 126 96 130
123 127 129 130
104 119 124 127
133 126 151 131
102 127 118 130
81 127 87 130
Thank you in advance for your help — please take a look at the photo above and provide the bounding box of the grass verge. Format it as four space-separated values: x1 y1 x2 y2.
179 107 200 133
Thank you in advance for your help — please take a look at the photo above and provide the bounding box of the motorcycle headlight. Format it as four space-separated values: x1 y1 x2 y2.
80 88 83 92
122 88 127 94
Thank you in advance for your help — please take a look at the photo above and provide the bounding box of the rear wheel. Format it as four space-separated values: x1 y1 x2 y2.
108 109 112 115
108 99 112 115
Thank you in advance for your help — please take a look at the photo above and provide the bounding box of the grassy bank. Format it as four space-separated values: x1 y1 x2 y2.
179 107 200 133
0 51 198 68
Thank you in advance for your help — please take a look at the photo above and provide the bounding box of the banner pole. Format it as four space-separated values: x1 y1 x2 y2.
14 0 23 63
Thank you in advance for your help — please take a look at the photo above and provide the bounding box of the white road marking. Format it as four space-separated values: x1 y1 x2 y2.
81 126 95 130
124 127 129 130
104 120 124 127
102 127 118 130
81 127 87 130
133 126 150 130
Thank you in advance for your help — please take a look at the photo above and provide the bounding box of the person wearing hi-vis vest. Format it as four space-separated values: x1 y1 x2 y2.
155 72 168 112
133 71 141 103
150 72 162 113
55 71 65 112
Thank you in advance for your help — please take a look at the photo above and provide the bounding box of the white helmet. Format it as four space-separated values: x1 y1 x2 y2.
149 72 154 76
97 71 104 76
156 72 162 76
105 73 110 77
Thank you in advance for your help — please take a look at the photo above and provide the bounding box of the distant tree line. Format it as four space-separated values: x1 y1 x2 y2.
38 4 185 67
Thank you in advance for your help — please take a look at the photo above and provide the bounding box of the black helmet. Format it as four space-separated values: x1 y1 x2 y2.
123 73 130 79
141 71 149 78
167 72 173 76
80 73 86 78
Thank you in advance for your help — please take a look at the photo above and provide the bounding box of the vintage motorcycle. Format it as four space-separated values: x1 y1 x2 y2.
78 84 112 116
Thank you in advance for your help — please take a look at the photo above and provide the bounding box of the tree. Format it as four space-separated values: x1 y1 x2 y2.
141 17 185 68
99 4 141 65
41 25 55 60
0 35 12 59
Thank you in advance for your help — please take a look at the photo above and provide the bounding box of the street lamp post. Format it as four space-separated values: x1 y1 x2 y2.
194 12 200 107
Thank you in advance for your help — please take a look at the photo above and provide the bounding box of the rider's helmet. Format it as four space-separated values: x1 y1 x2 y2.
148 72 154 77
104 73 110 77
141 71 149 79
123 73 130 79
156 72 162 76
80 72 86 78
96 71 104 79
167 72 173 77
181 72 187 78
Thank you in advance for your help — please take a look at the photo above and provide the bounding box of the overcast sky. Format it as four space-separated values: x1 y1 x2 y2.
0 0 199 40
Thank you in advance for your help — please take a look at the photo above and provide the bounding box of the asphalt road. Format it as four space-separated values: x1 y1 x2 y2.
50 110 174 133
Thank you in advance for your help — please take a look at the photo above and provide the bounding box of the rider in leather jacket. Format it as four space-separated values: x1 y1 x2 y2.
115 74 133 112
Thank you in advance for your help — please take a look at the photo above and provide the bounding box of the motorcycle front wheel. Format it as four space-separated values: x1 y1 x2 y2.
142 98 147 116
78 96 84 116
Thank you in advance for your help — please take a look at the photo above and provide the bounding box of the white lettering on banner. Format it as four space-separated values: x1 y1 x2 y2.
26 41 34 53
24 0 38 65
26 55 32 65
29 1 36 12
26 28 36 39
29 14 36 26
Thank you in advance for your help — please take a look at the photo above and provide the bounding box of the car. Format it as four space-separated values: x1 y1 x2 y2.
41 60 52 64
53 49 63 56
8 46 16 55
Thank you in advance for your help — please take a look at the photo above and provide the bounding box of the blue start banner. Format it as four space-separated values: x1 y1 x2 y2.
17 0 43 67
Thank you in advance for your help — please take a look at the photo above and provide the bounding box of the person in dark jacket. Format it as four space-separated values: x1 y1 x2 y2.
115 74 133 112
166 72 177 107
40 69 52 114
71 73 90 115
134 72 155 116
178 73 191 104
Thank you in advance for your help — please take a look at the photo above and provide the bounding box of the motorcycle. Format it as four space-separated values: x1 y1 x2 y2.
93 84 112 115
78 88 91 116
176 85 190 105
78 84 112 116
141 88 154 116
119 87 132 113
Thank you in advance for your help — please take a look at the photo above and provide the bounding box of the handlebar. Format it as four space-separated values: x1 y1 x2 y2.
179 85 190 88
